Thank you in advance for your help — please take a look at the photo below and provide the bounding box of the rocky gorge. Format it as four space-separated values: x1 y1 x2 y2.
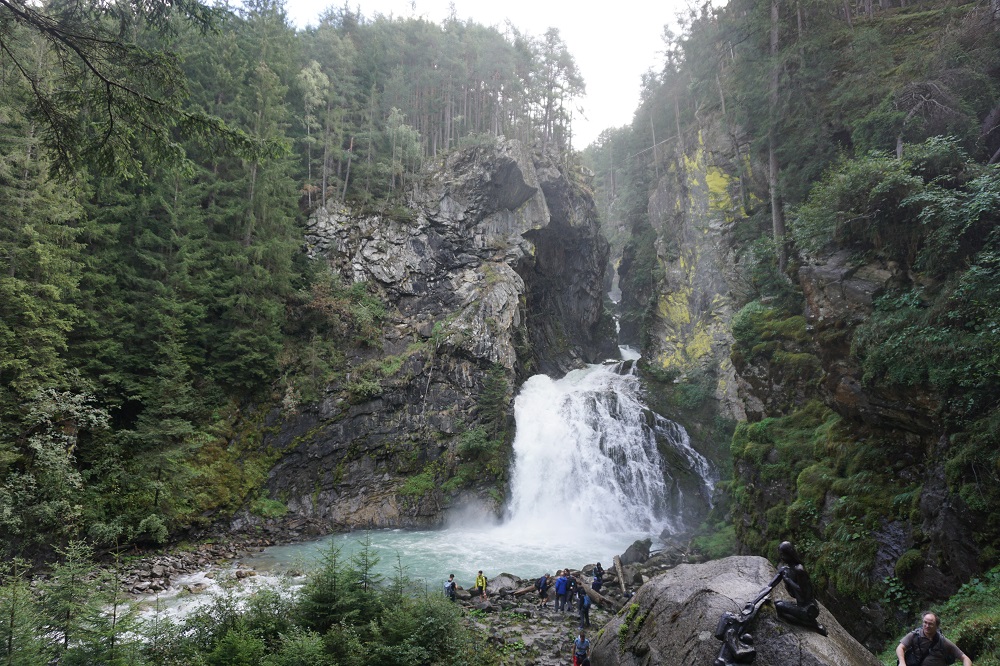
234 138 618 536
221 123 983 658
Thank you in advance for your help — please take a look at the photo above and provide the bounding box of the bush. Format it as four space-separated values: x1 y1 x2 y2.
251 498 288 520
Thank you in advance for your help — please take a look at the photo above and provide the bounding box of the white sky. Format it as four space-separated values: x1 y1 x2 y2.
282 0 685 147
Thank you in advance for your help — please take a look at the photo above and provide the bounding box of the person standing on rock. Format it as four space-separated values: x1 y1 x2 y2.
896 612 973 666
536 572 550 609
577 586 591 629
555 570 569 612
474 570 488 600
769 541 827 636
444 573 456 602
592 562 604 593
573 629 591 666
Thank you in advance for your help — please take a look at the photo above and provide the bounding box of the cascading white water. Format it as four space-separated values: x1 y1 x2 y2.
144 357 718 613
504 360 714 540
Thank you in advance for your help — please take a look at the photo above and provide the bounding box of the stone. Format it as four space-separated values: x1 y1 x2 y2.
486 573 522 596
591 556 882 666
620 538 652 565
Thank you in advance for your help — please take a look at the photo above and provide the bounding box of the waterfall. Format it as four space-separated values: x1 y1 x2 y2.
504 360 715 540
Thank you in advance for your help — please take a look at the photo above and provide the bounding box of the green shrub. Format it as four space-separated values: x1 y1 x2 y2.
895 549 925 579
250 498 288 520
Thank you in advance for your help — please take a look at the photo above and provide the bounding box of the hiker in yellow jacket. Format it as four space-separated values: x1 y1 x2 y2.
473 570 488 600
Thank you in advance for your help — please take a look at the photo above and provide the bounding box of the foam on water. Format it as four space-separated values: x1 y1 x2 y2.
139 356 715 614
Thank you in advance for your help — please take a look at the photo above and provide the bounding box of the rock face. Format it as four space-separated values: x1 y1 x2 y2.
240 138 614 533
732 245 981 622
621 123 985 647
592 556 881 666
618 141 745 423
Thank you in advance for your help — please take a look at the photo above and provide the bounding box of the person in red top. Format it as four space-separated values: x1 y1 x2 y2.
896 612 972 666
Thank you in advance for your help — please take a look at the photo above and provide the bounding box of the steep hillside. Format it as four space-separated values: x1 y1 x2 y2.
585 0 1000 650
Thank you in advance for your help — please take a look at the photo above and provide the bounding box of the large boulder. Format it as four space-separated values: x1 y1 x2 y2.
591 556 881 666
487 573 522 596
620 538 652 565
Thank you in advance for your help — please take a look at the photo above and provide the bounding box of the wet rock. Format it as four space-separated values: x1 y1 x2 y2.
620 538 652 565
486 572 522 596
248 139 614 537
592 556 881 666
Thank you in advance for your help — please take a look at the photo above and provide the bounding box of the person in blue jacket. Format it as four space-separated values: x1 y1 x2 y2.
554 570 569 612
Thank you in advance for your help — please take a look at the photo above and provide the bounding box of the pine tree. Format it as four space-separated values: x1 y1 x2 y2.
0 558 49 666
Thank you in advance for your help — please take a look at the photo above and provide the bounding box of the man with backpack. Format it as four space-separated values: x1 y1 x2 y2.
896 612 972 666
566 572 578 602
444 573 456 602
535 572 550 609
577 586 591 629
473 570 488 600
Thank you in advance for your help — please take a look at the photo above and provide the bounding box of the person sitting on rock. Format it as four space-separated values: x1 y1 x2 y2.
769 541 827 636
592 562 604 593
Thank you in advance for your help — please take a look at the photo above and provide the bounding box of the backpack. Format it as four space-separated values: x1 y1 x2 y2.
904 629 956 666
582 595 591 609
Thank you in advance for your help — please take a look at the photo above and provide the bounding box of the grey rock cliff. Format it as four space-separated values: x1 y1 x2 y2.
238 138 613 534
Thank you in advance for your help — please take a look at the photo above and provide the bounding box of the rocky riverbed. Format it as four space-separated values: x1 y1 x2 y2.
118 534 699 662
118 537 276 595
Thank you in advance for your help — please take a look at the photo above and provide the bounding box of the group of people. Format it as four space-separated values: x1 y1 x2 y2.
712 541 975 666
442 565 601 665
443 544 975 666
534 563 604 629
442 570 488 602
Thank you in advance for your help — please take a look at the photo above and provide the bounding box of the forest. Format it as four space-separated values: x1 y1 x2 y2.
6 0 1000 661
0 0 585 557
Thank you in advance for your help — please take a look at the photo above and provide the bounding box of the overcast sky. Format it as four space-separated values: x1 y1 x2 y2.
281 0 684 147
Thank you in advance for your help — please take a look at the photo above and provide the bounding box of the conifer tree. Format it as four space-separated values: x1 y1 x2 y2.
0 558 48 666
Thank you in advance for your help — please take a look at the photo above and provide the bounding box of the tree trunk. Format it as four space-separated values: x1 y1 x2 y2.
650 112 660 181
341 136 353 202
613 556 627 594
769 0 788 272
